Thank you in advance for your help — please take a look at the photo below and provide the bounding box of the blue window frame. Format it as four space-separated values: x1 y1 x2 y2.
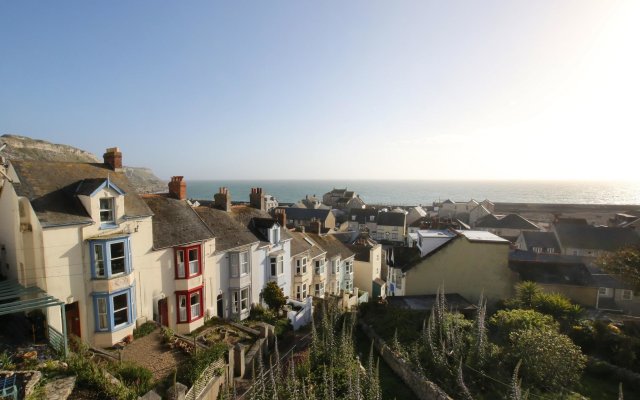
89 237 132 279
92 286 136 332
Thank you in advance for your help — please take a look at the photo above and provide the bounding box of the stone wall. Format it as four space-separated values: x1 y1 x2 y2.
358 322 452 400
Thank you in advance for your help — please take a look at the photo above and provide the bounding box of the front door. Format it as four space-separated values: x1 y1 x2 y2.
216 294 224 318
158 298 169 327
65 302 81 338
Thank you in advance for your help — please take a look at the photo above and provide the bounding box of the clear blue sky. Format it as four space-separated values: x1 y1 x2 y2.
1 1 638 180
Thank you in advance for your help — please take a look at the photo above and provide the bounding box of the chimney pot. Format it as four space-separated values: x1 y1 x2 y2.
168 176 186 200
103 147 123 171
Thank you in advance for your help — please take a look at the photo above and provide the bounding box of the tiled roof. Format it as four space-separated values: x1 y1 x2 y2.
276 207 331 221
376 211 406 227
345 244 372 262
142 195 214 249
554 224 640 252
194 206 260 252
289 231 313 256
11 160 153 227
475 214 539 230
521 231 560 250
349 208 378 224
306 233 355 260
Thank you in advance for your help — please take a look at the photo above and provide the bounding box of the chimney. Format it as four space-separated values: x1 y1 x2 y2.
249 187 265 211
273 208 286 227
214 187 231 212
103 147 123 171
168 176 186 200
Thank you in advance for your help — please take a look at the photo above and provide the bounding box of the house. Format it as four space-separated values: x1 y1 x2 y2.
322 188 365 210
298 194 323 209
346 240 385 299
249 187 278 212
387 230 513 306
141 180 216 335
437 199 480 219
0 148 156 347
552 222 640 257
272 207 336 231
306 233 356 295
474 213 540 242
373 211 406 244
406 206 428 226
469 204 492 226
509 251 639 315
347 208 378 232
289 231 327 300
515 231 561 254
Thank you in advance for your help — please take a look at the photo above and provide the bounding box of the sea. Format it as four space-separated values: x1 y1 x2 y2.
186 180 640 206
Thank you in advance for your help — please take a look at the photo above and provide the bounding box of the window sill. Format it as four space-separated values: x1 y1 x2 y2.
174 273 202 280
99 223 119 230
177 314 204 324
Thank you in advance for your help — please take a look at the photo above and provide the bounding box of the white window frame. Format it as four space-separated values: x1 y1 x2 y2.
99 197 115 224
112 292 130 328
621 290 633 301
190 291 201 318
315 259 325 275
97 297 108 330
94 244 105 278
188 248 199 276
315 282 324 297
302 283 307 298
178 295 187 322
109 241 126 276
332 259 340 275
177 250 186 278
240 288 249 312
598 287 611 296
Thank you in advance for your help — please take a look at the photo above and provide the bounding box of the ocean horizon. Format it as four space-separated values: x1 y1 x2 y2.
185 179 640 206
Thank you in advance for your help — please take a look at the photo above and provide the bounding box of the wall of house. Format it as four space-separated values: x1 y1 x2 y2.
353 246 381 296
376 224 405 243
0 181 23 282
614 290 640 316
538 283 598 308
404 238 513 306
469 206 491 227
292 253 313 301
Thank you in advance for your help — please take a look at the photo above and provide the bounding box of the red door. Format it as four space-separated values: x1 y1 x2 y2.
65 302 81 338
159 298 169 327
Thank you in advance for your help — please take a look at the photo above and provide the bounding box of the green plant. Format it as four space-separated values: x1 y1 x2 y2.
0 351 15 370
113 361 154 395
161 326 174 344
176 342 228 386
133 321 157 339
490 309 559 343
263 281 287 313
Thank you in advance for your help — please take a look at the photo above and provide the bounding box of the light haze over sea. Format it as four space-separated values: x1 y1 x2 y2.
186 180 640 206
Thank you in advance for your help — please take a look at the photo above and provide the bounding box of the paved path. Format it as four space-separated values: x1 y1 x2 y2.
120 328 188 381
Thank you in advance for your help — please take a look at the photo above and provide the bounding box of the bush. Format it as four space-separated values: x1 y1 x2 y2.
176 342 228 386
133 322 157 339
507 328 586 391
263 281 287 312
490 309 558 343
113 362 154 395
532 292 582 323
0 351 15 370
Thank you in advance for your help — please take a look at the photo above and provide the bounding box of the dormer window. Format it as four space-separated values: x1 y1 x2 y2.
100 198 115 224
270 226 280 244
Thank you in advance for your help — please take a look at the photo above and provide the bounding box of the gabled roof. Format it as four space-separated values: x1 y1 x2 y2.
520 231 560 250
409 206 427 217
75 177 125 197
289 231 313 257
306 233 355 260
11 160 153 227
554 224 640 252
346 244 373 262
475 213 539 230
142 194 214 249
276 207 331 221
376 211 406 227
194 206 260 252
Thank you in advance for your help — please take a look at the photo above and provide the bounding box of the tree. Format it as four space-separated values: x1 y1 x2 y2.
263 281 287 312
490 309 558 343
598 246 640 291
507 328 586 391
515 281 542 308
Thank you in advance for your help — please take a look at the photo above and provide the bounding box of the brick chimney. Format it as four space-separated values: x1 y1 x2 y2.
249 187 265 211
273 208 286 227
103 147 123 171
168 176 186 200
214 187 231 211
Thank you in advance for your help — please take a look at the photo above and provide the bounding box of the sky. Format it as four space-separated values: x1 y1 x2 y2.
1 1 639 181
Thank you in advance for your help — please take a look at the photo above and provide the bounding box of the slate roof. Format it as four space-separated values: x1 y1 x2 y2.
345 244 372 262
11 160 153 227
349 208 378 224
142 195 214 249
554 224 640 252
74 178 122 196
376 211 406 227
252 217 279 229
520 231 561 251
386 294 477 314
230 205 293 242
276 207 331 221
475 214 539 230
306 233 355 260
194 206 260 252
289 231 313 257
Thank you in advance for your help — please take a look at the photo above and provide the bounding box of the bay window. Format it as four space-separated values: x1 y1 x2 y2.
296 257 307 275
314 282 324 297
176 286 204 323
231 251 250 277
90 237 132 279
315 259 325 275
232 287 250 316
92 286 136 332
175 245 202 279
270 254 284 277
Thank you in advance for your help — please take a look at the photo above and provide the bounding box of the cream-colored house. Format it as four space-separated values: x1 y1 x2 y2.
347 241 384 299
373 211 406 244
306 233 356 295
388 230 514 306
0 148 157 347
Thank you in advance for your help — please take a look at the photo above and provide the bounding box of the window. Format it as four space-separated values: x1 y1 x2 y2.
332 260 340 275
352 215 356 221
345 260 353 274
302 284 307 298
175 245 201 278
99 197 115 224
270 255 284 276
90 238 131 279
532 247 543 253
232 288 250 315
296 257 308 275
231 251 250 277
315 259 325 275
599 287 611 296
344 280 352 292
392 233 398 240
622 290 633 301
315 282 324 297
270 227 280 244
93 286 135 332
176 287 204 323
546 248 555 254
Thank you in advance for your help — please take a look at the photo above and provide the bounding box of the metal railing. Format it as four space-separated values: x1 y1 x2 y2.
184 358 226 400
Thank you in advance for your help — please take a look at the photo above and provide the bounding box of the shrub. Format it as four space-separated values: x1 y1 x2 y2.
532 292 582 323
113 362 154 395
133 321 157 339
507 328 586 391
490 309 558 343
177 342 228 386
0 351 15 370
263 281 287 313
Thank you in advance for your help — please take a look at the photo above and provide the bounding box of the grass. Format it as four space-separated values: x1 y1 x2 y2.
133 322 157 339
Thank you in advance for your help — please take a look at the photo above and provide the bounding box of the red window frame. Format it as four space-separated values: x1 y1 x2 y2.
175 286 204 324
174 244 202 279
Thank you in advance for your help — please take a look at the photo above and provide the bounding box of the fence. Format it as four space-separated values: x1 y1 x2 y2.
184 358 226 400
47 324 65 355
286 297 313 331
